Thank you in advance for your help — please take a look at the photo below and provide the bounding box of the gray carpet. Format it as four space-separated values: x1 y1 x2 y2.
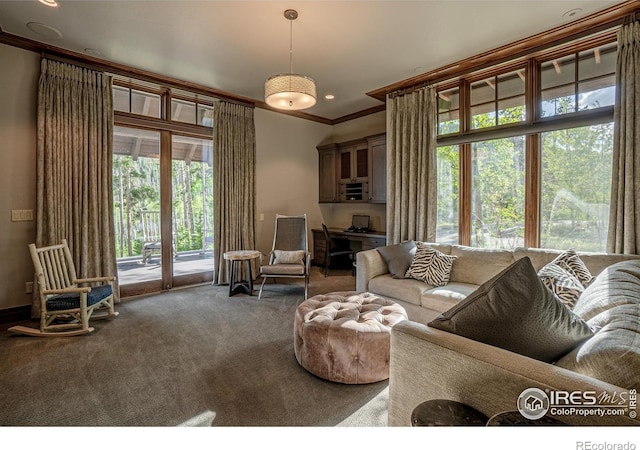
0 267 389 427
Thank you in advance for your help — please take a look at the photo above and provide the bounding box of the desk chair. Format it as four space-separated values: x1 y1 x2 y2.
322 224 355 277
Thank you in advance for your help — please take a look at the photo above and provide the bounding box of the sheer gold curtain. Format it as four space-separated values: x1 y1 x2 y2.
213 101 256 284
608 21 640 254
386 86 438 245
35 58 117 317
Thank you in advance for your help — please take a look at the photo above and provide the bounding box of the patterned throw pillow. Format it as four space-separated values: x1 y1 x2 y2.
405 242 457 287
553 249 594 287
273 250 305 264
537 262 584 309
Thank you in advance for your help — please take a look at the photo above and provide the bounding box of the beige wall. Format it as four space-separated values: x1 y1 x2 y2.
0 44 39 310
254 109 332 257
0 44 386 311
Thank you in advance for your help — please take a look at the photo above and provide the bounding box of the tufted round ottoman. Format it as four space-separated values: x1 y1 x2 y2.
294 291 408 384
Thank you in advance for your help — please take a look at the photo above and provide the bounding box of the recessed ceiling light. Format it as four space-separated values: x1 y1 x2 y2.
38 0 58 7
26 22 63 39
563 8 582 19
84 48 102 57
325 94 335 100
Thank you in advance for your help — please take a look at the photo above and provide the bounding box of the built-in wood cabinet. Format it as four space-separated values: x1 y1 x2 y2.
317 133 386 204
367 134 386 203
317 143 339 203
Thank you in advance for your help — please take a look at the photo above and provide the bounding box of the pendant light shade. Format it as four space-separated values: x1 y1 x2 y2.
265 10 317 111
265 74 317 110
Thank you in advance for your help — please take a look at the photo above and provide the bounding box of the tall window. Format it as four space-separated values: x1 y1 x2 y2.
540 124 613 251
436 145 459 244
470 137 525 249
435 38 616 251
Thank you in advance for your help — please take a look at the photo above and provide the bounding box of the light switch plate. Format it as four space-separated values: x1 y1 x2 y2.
11 209 33 221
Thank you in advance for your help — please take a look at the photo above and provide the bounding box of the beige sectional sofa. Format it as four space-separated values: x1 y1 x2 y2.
356 244 640 426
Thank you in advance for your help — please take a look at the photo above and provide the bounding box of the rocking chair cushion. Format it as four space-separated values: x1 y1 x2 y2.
46 285 113 311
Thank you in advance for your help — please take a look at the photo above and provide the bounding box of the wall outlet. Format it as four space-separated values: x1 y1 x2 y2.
25 281 33 294
259 213 264 221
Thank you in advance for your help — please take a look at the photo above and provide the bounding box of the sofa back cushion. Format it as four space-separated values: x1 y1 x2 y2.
429 257 593 363
449 245 514 285
555 260 640 389
572 260 640 321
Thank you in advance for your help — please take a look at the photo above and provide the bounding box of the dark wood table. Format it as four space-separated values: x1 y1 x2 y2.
411 399 488 426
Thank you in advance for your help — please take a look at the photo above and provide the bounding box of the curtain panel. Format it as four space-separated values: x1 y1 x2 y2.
213 101 257 284
35 58 117 316
608 21 640 254
386 86 438 245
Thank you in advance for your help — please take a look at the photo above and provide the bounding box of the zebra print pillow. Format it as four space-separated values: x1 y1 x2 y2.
405 242 457 287
553 249 594 287
537 261 584 309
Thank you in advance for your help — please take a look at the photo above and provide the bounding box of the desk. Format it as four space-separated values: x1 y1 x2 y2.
311 228 386 266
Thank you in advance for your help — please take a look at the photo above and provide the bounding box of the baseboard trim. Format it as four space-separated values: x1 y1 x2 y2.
0 305 31 324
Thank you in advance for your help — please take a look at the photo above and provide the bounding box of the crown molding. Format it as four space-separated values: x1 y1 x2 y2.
367 0 640 101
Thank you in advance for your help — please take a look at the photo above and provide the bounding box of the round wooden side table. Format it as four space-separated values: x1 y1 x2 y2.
223 250 261 296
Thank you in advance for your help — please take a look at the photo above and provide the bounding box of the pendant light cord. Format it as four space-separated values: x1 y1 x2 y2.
289 17 294 75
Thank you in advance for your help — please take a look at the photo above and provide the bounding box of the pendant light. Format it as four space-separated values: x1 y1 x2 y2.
265 9 317 110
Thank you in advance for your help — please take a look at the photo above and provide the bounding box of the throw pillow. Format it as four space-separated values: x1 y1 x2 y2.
376 240 416 278
537 262 584 310
428 257 594 363
273 250 305 264
553 249 594 287
405 242 457 287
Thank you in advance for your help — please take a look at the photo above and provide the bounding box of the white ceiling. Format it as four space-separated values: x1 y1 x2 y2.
0 0 625 120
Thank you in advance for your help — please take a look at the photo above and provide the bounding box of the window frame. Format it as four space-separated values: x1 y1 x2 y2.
435 33 618 250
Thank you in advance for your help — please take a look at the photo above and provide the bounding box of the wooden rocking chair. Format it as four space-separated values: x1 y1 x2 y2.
9 239 118 337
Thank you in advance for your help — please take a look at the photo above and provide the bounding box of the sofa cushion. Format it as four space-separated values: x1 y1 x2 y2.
537 262 584 309
449 245 514 285
421 282 479 313
572 260 640 321
376 240 416 278
368 274 427 307
514 247 561 271
428 257 594 363
405 243 457 287
556 303 640 390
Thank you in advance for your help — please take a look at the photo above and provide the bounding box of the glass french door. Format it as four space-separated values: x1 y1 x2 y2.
113 126 213 297
170 134 214 287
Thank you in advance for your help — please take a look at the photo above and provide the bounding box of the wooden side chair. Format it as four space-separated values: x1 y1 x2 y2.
140 210 162 264
9 239 118 337
139 210 177 264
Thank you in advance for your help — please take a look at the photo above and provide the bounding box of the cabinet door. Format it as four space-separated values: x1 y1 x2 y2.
368 136 386 203
339 144 369 183
318 146 338 203
339 147 353 182
354 146 369 181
